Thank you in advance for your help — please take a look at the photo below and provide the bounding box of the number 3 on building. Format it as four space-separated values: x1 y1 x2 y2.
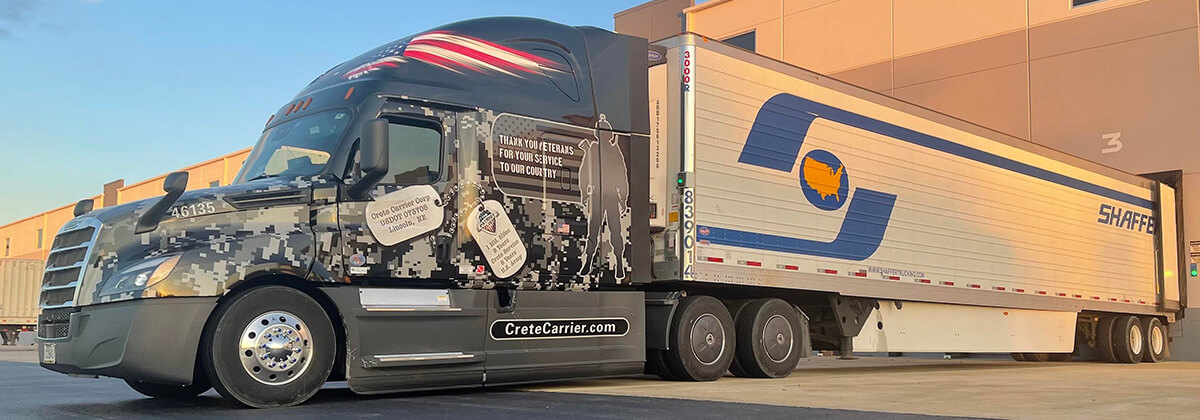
1101 132 1122 154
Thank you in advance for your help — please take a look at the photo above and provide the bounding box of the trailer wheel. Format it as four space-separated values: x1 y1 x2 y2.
1111 315 1144 364
1141 317 1167 363
125 376 210 399
733 298 802 378
664 295 735 381
723 299 752 378
202 286 335 408
1046 353 1072 362
1021 353 1051 362
1096 315 1118 363
1010 353 1026 362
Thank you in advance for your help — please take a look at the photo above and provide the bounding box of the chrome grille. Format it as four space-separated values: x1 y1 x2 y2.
38 218 100 339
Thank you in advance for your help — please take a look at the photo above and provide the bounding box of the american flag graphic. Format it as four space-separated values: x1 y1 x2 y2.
343 31 568 80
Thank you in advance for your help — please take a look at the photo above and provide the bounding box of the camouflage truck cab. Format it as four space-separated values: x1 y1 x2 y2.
38 17 650 407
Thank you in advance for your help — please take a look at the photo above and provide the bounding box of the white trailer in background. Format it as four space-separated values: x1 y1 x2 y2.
643 34 1181 370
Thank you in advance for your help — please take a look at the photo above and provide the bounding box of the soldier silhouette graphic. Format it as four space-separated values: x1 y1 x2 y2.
577 114 629 280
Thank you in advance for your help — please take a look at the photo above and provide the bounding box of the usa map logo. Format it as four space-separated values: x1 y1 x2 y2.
695 93 898 262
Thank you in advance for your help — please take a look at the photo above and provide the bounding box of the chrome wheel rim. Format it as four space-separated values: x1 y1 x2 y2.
762 314 794 363
690 313 725 366
1129 323 1143 356
239 311 313 386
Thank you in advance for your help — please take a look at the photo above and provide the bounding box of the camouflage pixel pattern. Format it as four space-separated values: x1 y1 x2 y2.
64 176 340 306
40 17 649 309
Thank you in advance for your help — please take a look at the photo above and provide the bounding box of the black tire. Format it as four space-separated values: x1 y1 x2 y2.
663 295 735 381
202 286 336 408
125 375 211 399
1046 353 1072 362
1010 353 1027 362
1141 317 1167 363
1096 315 1118 363
724 299 752 378
645 349 676 380
1021 353 1051 362
733 298 803 378
1111 315 1144 364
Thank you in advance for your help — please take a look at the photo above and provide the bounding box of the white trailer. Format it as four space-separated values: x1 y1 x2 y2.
643 34 1181 371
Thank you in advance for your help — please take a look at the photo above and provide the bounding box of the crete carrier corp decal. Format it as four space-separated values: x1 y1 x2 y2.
490 318 630 340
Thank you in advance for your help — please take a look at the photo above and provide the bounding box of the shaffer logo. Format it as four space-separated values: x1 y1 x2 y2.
490 318 630 340
697 93 899 262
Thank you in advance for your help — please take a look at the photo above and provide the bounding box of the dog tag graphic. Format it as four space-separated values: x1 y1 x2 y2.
365 185 444 246
467 200 527 278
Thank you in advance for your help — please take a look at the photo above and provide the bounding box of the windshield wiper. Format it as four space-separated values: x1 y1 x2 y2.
246 173 279 182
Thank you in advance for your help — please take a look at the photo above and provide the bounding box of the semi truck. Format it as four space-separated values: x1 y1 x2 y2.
2 259 42 344
37 17 1185 408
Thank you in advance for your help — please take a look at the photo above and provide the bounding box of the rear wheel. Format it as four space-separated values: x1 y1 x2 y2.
724 299 752 378
1111 315 1144 364
202 286 336 408
663 295 735 381
645 349 676 380
1021 353 1051 362
1096 316 1119 363
733 298 802 378
125 376 210 399
1141 317 1167 363
1046 353 1072 362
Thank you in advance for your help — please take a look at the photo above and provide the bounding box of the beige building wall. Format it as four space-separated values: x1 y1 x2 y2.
617 0 1200 154
0 149 250 262
615 0 692 42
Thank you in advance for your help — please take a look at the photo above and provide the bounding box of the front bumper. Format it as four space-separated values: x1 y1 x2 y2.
39 297 218 386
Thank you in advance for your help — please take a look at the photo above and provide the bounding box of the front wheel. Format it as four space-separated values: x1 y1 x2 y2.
202 286 336 408
125 376 210 399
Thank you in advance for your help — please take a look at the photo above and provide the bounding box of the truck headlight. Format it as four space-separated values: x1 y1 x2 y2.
98 255 182 299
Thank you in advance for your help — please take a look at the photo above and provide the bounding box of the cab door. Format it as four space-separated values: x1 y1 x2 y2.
336 102 488 390
339 102 458 280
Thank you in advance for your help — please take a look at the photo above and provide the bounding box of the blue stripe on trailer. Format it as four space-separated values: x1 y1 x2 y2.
737 93 1153 210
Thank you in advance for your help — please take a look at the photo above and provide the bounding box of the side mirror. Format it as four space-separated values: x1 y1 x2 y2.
348 118 390 199
73 199 95 217
135 171 189 234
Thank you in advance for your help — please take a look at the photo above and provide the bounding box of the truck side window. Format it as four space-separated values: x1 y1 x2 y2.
385 119 442 185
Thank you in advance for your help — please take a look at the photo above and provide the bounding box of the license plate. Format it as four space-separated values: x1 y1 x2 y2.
42 343 56 364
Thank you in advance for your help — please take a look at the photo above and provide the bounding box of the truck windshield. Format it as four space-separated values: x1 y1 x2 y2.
236 110 351 183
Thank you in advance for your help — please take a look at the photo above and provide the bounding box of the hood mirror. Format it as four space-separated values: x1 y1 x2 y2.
73 199 95 217
135 171 189 234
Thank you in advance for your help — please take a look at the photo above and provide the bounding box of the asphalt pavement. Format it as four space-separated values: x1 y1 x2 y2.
0 349 964 420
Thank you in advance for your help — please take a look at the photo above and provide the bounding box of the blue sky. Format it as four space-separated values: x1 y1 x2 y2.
0 0 648 222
